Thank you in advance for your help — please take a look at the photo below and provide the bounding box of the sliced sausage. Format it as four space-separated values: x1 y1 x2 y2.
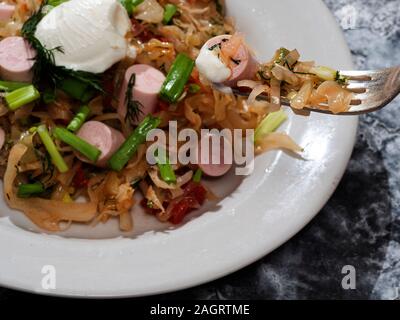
0 3 14 21
118 64 166 124
202 35 258 87
0 127 5 150
76 121 125 167
0 36 36 82
197 132 233 177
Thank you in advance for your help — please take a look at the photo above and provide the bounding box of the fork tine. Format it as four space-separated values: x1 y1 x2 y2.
340 70 378 80
346 82 369 92
229 67 400 115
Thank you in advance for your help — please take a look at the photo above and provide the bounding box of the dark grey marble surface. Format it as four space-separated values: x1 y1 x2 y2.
1 0 399 301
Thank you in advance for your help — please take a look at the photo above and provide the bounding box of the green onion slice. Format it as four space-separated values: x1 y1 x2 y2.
159 53 195 103
37 125 69 173
5 85 40 111
53 127 101 163
254 110 288 142
108 115 161 171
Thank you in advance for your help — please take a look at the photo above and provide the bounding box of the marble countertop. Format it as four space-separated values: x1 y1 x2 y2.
1 0 399 301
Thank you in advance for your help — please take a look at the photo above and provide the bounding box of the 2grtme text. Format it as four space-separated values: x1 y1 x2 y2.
150 304 251 317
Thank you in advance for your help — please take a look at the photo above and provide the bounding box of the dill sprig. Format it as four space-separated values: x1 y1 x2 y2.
215 0 224 15
335 71 348 85
21 1 59 86
33 148 55 186
125 73 144 124
21 1 103 94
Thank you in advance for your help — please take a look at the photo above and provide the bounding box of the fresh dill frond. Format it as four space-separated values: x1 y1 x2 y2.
21 1 47 37
274 47 290 65
21 1 103 95
335 71 348 85
33 147 55 186
21 1 59 86
215 0 224 15
124 73 144 124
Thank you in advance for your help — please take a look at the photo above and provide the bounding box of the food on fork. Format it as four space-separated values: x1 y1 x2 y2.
196 34 259 87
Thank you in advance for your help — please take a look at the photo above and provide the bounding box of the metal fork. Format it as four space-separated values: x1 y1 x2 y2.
231 66 400 115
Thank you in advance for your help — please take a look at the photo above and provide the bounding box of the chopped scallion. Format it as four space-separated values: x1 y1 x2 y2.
59 77 95 102
254 110 288 142
163 4 177 24
155 148 176 184
310 66 348 85
119 0 133 15
53 127 101 163
67 105 91 132
17 182 45 198
0 80 30 92
119 0 143 15
160 53 195 103
108 115 161 171
5 85 40 111
310 66 336 81
37 125 69 173
193 168 203 183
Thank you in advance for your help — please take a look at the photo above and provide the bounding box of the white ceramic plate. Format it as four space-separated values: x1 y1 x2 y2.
0 0 357 297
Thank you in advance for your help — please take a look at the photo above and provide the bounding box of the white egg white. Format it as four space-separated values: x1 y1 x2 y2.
35 0 131 73
195 45 231 83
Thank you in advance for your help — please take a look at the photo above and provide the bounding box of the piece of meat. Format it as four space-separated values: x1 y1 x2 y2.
0 3 14 21
204 35 258 87
0 127 5 150
76 121 125 167
0 36 36 82
118 64 166 124
197 132 233 177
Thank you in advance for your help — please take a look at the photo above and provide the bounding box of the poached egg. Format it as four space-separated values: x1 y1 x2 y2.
35 0 131 73
195 44 231 83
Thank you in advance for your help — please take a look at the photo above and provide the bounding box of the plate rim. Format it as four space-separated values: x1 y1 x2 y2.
0 0 358 298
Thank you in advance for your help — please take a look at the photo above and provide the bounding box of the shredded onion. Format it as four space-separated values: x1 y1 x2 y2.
256 132 303 154
119 211 133 232
48 101 73 122
286 49 300 67
290 80 313 109
148 168 193 190
316 81 354 113
271 64 299 85
237 80 262 89
4 144 97 231
134 0 164 24
270 78 281 105
146 185 165 212
247 85 270 106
